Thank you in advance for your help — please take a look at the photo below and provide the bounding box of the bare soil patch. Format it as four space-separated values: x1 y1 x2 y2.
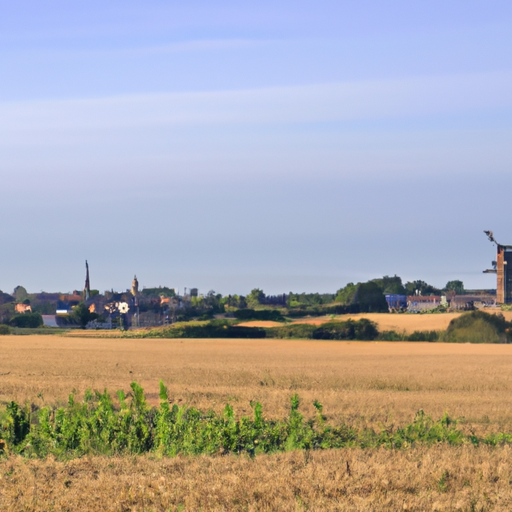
235 320 283 328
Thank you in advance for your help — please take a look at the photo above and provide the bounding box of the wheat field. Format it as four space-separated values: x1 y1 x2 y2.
239 310 512 334
2 331 512 510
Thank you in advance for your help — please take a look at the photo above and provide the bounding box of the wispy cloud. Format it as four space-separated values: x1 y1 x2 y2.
1 71 511 135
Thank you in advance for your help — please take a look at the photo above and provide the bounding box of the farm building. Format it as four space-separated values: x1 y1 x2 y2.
407 295 444 313
385 294 407 311
449 294 496 310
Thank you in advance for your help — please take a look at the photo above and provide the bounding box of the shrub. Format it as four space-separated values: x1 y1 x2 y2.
9 313 43 328
312 319 379 341
150 320 266 339
284 304 360 318
407 331 440 342
0 324 10 335
377 330 405 341
234 309 285 322
268 324 317 339
444 310 511 343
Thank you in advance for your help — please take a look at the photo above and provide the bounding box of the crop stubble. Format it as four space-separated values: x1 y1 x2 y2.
2 332 512 510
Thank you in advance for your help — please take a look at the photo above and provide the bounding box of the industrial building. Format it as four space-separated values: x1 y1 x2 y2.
483 231 512 304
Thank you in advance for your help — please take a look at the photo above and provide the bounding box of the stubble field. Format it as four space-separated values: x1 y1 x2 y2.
2 327 512 510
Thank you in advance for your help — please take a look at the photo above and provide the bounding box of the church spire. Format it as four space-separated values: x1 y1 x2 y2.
84 260 91 301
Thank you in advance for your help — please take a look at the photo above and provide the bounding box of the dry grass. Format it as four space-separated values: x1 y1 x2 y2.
2 335 512 432
235 320 283 328
291 312 462 332
2 447 512 511
291 309 512 334
2 333 512 509
223 313 460 332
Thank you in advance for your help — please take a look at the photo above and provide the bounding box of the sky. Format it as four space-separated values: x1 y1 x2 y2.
1 1 512 295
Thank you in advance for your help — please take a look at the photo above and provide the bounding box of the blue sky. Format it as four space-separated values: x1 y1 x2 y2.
1 1 512 295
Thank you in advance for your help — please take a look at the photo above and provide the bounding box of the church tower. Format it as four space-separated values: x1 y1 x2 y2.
131 275 139 297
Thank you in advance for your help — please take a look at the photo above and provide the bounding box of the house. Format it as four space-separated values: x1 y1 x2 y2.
15 303 32 314
407 295 443 313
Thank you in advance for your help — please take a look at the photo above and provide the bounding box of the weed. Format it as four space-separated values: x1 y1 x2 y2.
2 382 512 459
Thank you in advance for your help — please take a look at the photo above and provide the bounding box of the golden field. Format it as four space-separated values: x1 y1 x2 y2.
239 309 512 334
2 446 512 511
2 324 512 510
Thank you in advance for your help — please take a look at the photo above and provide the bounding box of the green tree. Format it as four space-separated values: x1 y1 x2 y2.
354 282 388 312
335 283 358 304
13 286 28 303
335 281 388 312
405 280 441 296
246 288 265 308
0 290 15 306
444 280 465 295
72 302 98 329
371 275 406 294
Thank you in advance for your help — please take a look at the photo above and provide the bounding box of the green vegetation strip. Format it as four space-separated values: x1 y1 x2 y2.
1 382 511 459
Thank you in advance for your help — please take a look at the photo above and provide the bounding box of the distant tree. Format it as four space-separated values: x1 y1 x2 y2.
0 290 15 306
246 289 265 308
72 302 98 329
404 280 441 296
223 294 246 309
286 292 335 307
444 280 465 295
335 283 358 304
335 281 388 312
141 287 176 298
13 285 28 303
371 275 406 295
354 282 389 312
0 303 14 324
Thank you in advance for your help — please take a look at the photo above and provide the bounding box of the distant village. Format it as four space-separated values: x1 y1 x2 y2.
0 263 207 329
0 232 507 330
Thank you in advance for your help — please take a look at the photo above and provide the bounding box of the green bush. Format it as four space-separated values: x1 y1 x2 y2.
444 311 511 343
312 319 379 340
0 324 10 335
268 324 317 339
234 309 285 322
284 304 360 318
9 313 43 328
377 330 405 341
407 330 440 342
148 320 266 339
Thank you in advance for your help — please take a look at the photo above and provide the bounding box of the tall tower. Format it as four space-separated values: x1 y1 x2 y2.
84 260 91 301
483 231 512 303
131 275 139 297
